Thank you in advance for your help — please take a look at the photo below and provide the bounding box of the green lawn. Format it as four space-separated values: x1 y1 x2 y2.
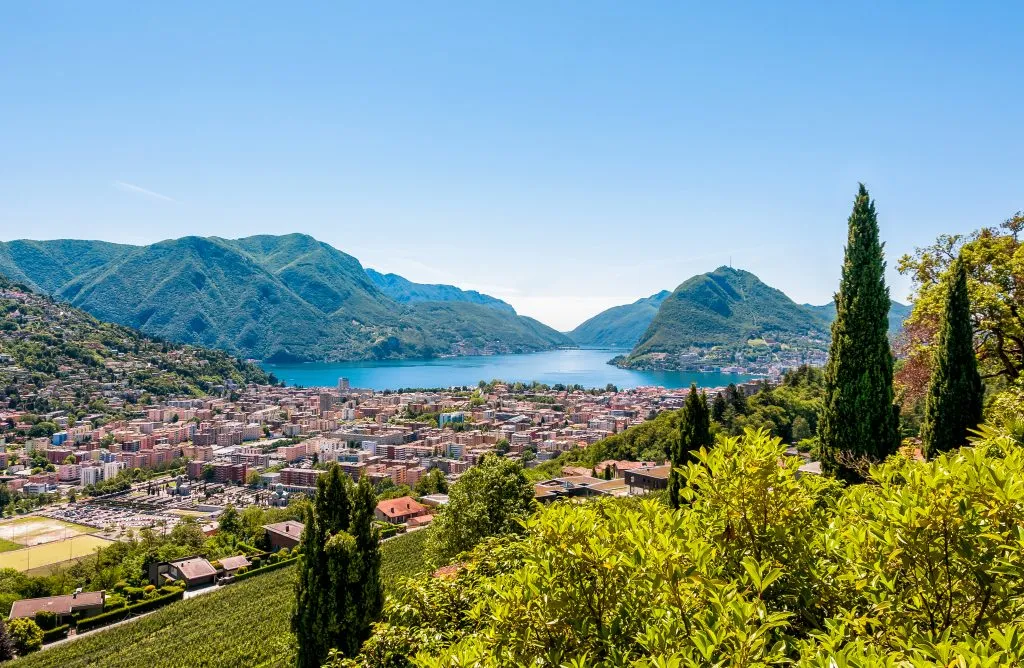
0 537 21 553
11 530 430 668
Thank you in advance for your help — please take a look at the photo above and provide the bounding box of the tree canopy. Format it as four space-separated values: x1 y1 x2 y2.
426 455 535 566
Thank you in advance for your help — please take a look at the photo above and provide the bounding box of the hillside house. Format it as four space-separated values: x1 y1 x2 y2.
9 591 105 624
374 496 427 524
263 520 304 551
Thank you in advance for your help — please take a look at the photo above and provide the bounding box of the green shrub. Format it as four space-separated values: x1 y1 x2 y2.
123 586 144 602
75 589 185 633
335 429 1024 666
40 624 70 644
230 556 299 582
8 617 43 655
31 610 56 631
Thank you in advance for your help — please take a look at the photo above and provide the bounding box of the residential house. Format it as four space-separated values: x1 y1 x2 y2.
263 520 304 551
149 556 217 589
9 591 105 624
374 496 427 525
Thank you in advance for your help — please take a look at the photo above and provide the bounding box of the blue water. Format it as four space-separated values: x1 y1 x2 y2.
262 348 757 391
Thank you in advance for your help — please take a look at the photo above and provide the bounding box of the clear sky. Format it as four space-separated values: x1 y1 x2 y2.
1 2 1021 331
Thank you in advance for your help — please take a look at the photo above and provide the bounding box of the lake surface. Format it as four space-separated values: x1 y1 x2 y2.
262 348 757 391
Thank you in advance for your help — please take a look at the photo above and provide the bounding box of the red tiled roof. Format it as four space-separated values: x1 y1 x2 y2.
375 496 426 519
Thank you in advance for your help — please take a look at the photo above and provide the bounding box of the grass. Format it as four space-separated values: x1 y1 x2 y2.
11 530 431 668
0 535 111 572
0 537 22 552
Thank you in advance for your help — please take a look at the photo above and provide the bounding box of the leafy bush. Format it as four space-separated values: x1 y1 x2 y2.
75 590 185 633
8 618 43 655
31 611 56 632
40 624 69 644
230 557 298 582
123 586 144 602
331 429 1024 667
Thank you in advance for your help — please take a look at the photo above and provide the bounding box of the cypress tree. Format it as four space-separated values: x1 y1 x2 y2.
921 258 982 458
348 474 383 653
318 465 351 535
294 472 383 665
711 392 726 423
669 384 712 508
293 507 329 668
818 184 900 480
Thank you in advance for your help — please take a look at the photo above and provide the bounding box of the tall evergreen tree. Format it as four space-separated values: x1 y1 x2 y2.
711 392 727 423
294 471 383 666
318 465 352 535
293 507 329 668
818 184 900 480
669 384 712 509
920 258 983 458
348 474 383 654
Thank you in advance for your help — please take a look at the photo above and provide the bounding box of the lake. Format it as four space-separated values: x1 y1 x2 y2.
262 348 758 391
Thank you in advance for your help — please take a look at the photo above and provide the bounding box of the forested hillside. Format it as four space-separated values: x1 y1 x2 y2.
567 290 670 348
0 235 571 362
623 267 829 367
366 269 516 313
0 276 270 418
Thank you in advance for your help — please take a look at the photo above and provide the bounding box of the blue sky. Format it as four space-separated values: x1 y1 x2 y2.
1 2 1021 330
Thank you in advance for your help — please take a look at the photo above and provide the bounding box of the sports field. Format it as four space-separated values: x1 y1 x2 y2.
0 516 97 547
0 535 112 571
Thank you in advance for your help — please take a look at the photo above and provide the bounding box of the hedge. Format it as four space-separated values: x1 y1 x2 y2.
75 589 185 633
41 624 70 644
230 556 298 582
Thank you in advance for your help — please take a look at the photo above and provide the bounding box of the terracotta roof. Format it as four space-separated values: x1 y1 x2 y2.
171 557 217 581
406 514 433 528
10 591 104 619
375 496 426 519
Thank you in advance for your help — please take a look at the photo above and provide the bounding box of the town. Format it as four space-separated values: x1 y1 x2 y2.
0 374 774 521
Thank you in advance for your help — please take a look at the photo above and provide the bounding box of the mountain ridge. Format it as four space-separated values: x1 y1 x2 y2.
569 273 912 354
567 290 671 348
365 269 516 314
0 235 571 363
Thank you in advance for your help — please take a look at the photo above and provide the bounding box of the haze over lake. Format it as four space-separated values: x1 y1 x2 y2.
262 348 757 391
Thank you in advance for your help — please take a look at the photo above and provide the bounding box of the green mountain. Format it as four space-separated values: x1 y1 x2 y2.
623 267 830 367
0 235 572 362
567 290 671 348
365 269 516 313
805 299 912 336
